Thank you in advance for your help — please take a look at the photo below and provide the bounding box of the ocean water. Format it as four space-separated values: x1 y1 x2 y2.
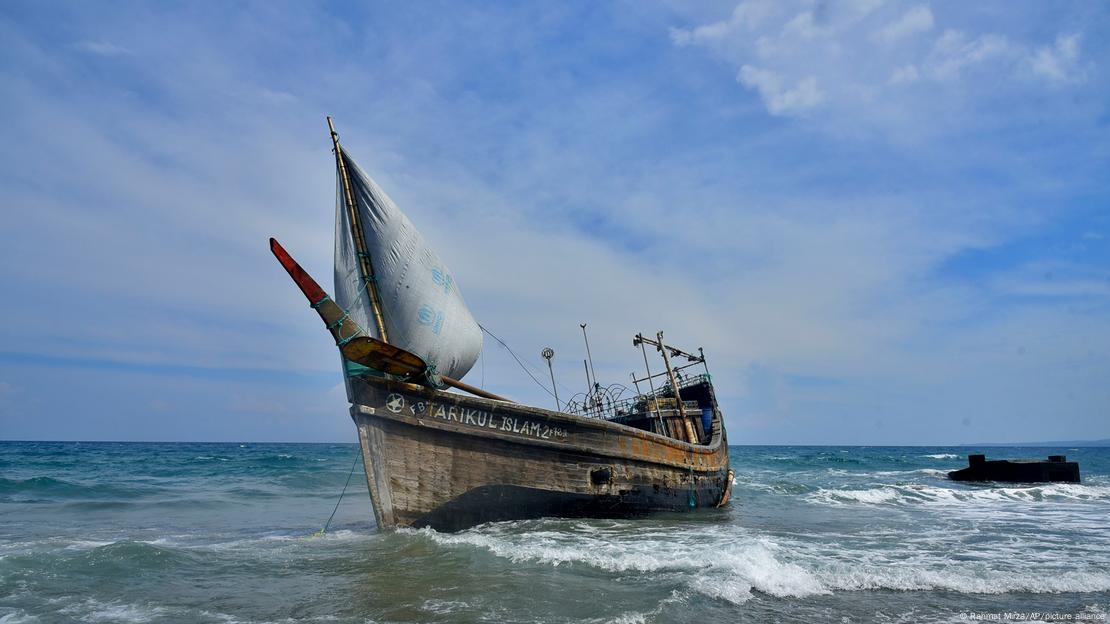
1 443 1108 623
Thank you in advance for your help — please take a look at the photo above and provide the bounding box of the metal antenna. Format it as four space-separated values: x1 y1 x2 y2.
633 333 663 430
541 347 560 411
582 360 592 417
581 323 599 412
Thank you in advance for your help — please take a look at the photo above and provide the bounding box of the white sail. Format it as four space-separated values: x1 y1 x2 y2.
334 152 482 380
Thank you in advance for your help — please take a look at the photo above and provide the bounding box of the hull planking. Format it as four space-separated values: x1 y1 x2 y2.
347 375 732 532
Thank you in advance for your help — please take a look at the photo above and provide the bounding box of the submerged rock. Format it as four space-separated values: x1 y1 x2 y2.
948 454 1081 483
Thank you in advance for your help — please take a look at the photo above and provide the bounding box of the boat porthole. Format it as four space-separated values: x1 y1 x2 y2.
590 467 612 485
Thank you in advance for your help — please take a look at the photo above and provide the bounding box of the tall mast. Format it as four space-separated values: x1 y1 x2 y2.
634 333 664 432
328 116 389 343
635 331 698 444
655 332 688 420
580 323 599 412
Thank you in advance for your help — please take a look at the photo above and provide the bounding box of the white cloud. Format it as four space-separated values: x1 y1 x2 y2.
258 88 298 104
988 261 1110 299
782 11 820 40
996 279 1110 299
888 64 919 84
1031 34 1088 85
924 30 1014 81
74 40 131 56
875 5 934 44
670 0 780 46
737 66 824 115
671 2 1094 130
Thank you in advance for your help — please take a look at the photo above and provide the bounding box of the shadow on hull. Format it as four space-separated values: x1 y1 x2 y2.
412 483 725 532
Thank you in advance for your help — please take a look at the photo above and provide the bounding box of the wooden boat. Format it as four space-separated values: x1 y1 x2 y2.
270 119 732 532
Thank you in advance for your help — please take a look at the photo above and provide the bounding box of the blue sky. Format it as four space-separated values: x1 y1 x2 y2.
1 1 1107 444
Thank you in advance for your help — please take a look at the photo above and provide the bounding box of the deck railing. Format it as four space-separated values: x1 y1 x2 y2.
565 373 712 421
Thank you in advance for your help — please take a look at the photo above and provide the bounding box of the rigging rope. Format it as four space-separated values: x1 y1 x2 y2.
478 324 558 401
310 448 361 538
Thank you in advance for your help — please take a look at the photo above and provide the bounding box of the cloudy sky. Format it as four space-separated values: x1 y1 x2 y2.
1 1 1107 444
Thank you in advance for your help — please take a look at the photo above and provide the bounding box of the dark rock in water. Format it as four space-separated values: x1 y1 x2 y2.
948 454 1080 483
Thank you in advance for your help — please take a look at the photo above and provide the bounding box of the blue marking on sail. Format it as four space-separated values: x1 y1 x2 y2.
333 152 482 380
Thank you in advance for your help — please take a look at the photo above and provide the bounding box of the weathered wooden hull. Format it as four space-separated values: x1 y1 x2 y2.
347 375 732 532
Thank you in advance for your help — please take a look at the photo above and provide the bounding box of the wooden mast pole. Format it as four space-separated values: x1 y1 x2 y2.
328 116 389 344
656 331 698 444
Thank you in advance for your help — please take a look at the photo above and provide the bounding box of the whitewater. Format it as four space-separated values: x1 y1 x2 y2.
1 442 1107 622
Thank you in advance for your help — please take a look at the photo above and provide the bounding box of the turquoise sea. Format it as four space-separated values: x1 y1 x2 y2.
1 442 1108 623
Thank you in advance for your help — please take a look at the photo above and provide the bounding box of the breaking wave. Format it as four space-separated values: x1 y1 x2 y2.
808 482 1110 507
412 520 1110 604
414 525 827 602
872 468 950 477
58 599 171 623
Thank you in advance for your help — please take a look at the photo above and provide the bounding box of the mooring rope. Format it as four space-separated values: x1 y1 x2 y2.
478 324 559 401
310 448 361 538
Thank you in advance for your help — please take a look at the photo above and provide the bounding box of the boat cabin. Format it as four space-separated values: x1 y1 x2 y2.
561 332 720 446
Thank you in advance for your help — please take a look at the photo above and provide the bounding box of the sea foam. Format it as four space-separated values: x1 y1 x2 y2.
58 599 169 624
413 517 1110 603
808 482 1110 507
